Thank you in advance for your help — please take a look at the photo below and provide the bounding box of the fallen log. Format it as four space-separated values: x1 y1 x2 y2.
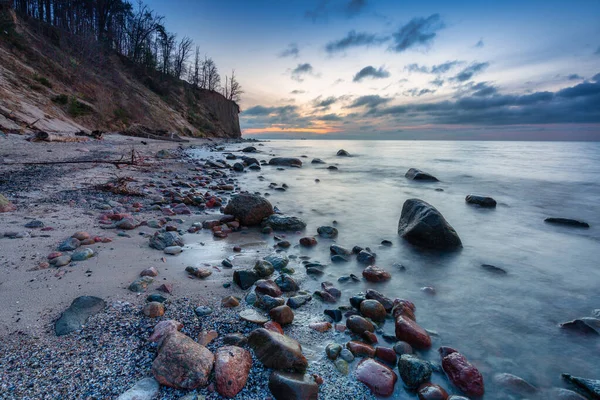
30 131 88 143
120 124 190 143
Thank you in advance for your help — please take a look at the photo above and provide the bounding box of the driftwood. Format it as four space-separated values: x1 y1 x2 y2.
120 124 189 143
75 130 104 140
1 150 144 169
30 131 88 143
95 176 144 196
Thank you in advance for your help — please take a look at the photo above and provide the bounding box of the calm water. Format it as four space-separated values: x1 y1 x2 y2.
192 140 600 399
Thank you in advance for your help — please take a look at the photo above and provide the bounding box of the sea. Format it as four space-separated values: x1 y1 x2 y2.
190 140 600 399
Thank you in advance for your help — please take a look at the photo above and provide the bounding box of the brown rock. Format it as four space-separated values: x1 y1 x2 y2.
346 315 375 335
221 296 240 308
223 193 274 226
309 322 332 332
393 299 431 350
148 320 183 342
72 231 91 240
198 330 218 346
375 347 397 365
256 279 283 297
152 331 214 389
299 237 317 246
157 283 173 294
347 341 375 358
439 347 485 397
356 358 398 397
362 331 378 344
418 383 449 400
360 299 387 321
143 302 165 318
248 328 308 372
264 320 284 334
80 238 95 245
141 267 159 277
362 265 391 282
215 346 252 398
269 305 294 326
366 289 394 312
268 371 319 400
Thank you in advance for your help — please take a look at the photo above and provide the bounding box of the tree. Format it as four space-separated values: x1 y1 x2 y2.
202 57 220 91
173 35 193 79
222 70 243 103
191 46 200 88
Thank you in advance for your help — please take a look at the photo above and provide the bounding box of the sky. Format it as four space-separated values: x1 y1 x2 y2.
145 0 600 140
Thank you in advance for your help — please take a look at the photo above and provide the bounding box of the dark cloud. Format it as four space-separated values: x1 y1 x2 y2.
316 113 343 121
244 105 298 116
291 63 315 81
305 0 329 22
405 61 461 74
346 95 391 108
592 73 600 82
353 66 390 82
325 30 387 54
430 78 444 87
346 0 367 17
290 90 306 94
567 74 582 80
279 43 299 58
470 82 498 97
474 39 484 48
453 62 489 82
405 88 436 97
405 63 429 73
313 96 338 109
389 14 444 53
556 81 600 98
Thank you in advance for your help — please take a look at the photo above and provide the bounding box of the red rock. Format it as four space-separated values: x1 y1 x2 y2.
221 296 240 308
101 237 112 243
80 238 95 245
360 299 387 321
309 322 332 332
375 347 397 365
362 331 378 344
140 267 158 277
335 324 346 332
269 305 294 326
346 315 375 334
143 302 165 318
256 280 283 297
439 347 485 397
418 383 449 400
312 374 324 385
38 261 50 269
362 265 391 282
395 315 431 349
233 246 242 252
248 328 308 372
157 283 173 294
299 237 317 247
215 346 252 398
148 320 183 342
47 252 62 260
198 330 218 346
356 358 398 397
347 341 375 358
315 290 337 303
264 320 284 334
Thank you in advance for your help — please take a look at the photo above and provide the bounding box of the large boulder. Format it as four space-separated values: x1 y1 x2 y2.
405 168 438 181
151 330 214 390
269 157 303 167
561 374 600 399
439 347 485 397
397 354 432 389
149 232 184 250
214 346 252 398
398 199 462 250
466 194 497 208
55 296 106 336
224 193 274 226
356 358 398 397
248 328 308 372
545 218 590 228
262 214 307 231
268 371 319 400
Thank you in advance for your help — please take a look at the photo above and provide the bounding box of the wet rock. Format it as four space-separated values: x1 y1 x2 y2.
222 259 234 269
255 279 283 297
195 306 213 316
143 302 165 318
481 264 507 274
214 346 252 398
264 320 284 334
465 195 497 208
149 231 184 250
223 193 274 226
360 299 387 322
331 255 349 263
375 347 397 365
365 289 394 312
0 194 16 212
394 341 413 355
275 274 299 292
547 388 588 399
221 296 240 308
233 269 260 290
561 374 600 399
340 348 354 362
393 300 431 349
50 255 72 267
287 294 312 309
398 199 462 250
560 318 600 335
117 377 160 400
185 266 212 279
335 359 349 375
545 218 590 228
398 354 432 389
362 265 391 282
493 373 537 396
305 267 324 276
324 309 342 322
58 237 80 251
269 157 303 167
439 347 485 397
330 244 352 256
362 331 378 344
129 276 154 292
239 309 269 324
254 260 275 277
337 149 350 156
147 294 166 303
25 220 44 228
255 293 285 310
233 162 244 172
248 328 308 372
321 281 341 298
311 158 326 164
223 333 247 347
268 371 319 400
326 343 342 360
357 250 375 265
309 321 332 332
405 168 438 182
55 296 106 336
346 315 375 334
264 253 289 270
317 226 338 238
350 295 366 309
269 305 294 326
263 214 307 231
152 331 214 390
417 383 449 400
300 237 317 247
164 246 183 255
327 165 338 170
242 146 257 153
356 358 398 397
347 341 375 358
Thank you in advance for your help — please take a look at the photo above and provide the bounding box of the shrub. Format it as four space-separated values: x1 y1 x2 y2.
52 94 68 105
67 96 93 117
33 75 52 88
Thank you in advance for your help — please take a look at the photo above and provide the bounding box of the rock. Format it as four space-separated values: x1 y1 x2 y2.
311 158 325 164
55 296 106 336
397 354 432 389
287 295 312 309
365 289 394 312
50 255 72 267
547 388 588 399
141 267 159 277
117 377 160 400
346 315 375 334
317 226 338 238
275 274 299 292
0 194 16 212
560 317 600 334
357 250 375 265
58 237 80 251
129 276 154 292
493 373 537 396
263 214 307 231
335 359 349 375
545 218 590 228
242 146 257 153
255 293 286 311
362 331 378 344
223 333 248 347
327 165 338 170
185 266 212 279
309 322 332 332
164 246 183 255
116 217 140 229
561 374 600 399
269 157 303 167
439 347 485 397
340 348 354 362
394 341 413 355
356 358 398 397
195 306 213 316
149 232 184 250
324 309 342 322
270 305 294 325
268 371 319 400
143 302 165 318
305 267 324 276
393 300 431 349
326 343 342 360
376 347 397 365
265 253 289 270
481 264 507 274
350 295 366 309
405 168 438 181
347 341 375 358
465 195 497 208
157 283 173 294
223 193 274 226
239 309 269 324
330 244 352 256
221 296 240 308
314 290 338 303
360 299 387 321
398 199 462 250
254 261 275 278
337 149 350 156
215 346 252 398
321 281 341 298
299 237 317 247
25 220 44 228
71 248 94 261
148 320 183 342
256 279 283 297
417 383 449 400
233 162 245 172
152 331 214 389
147 294 167 303
264 320 284 334
248 328 308 372
362 265 391 282
233 269 260 289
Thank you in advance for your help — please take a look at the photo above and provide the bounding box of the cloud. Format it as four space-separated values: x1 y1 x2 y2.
244 105 299 116
470 82 498 97
353 66 390 82
290 90 306 94
290 63 315 81
592 73 600 82
556 81 600 98
389 14 444 53
595 46 600 55
346 0 367 17
316 113 343 121
305 0 329 22
405 64 429 73
405 60 461 74
346 95 391 108
474 39 484 48
279 43 299 58
430 78 444 87
325 30 388 54
404 88 436 97
453 62 490 82
313 96 338 109
567 74 582 80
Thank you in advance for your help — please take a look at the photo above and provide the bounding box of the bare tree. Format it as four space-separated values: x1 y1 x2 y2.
157 28 176 75
191 46 200 88
222 70 243 102
202 57 220 91
173 36 193 79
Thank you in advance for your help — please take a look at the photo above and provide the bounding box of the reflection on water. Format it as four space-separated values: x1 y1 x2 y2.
190 140 600 398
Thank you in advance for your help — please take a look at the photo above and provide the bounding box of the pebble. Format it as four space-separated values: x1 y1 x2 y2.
117 377 159 400
143 302 165 318
334 359 349 375
195 306 213 316
239 309 269 324
71 248 94 261
140 267 159 277
340 348 354 362
164 246 183 255
326 343 342 360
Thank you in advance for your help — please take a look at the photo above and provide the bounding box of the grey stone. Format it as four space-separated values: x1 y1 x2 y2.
117 377 159 400
55 296 106 336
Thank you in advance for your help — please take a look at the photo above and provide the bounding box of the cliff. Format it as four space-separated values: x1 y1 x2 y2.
0 9 241 138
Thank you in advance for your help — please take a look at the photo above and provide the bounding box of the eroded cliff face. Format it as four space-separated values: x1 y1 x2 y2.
0 11 241 138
